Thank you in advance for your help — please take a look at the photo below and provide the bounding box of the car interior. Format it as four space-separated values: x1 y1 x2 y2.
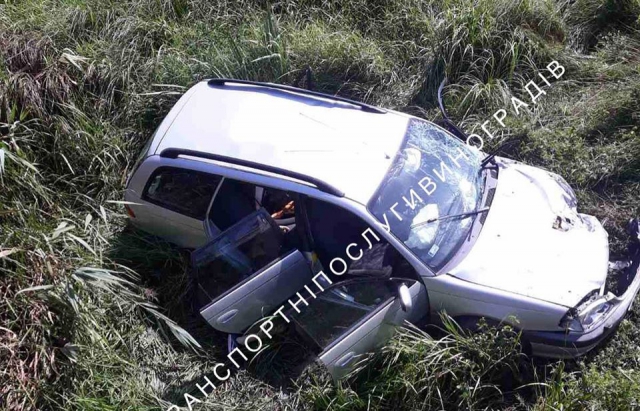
192 178 421 351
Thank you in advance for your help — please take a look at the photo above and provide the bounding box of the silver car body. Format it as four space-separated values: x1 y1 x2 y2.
125 80 640 366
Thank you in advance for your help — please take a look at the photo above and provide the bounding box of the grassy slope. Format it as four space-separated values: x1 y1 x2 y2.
1 0 639 409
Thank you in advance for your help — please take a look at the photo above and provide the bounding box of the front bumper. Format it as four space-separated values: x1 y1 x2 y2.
524 250 640 359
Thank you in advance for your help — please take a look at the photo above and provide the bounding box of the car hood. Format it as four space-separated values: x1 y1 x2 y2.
448 158 609 308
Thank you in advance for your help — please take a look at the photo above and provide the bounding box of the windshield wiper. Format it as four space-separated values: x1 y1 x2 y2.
480 137 523 169
480 153 498 169
410 207 490 229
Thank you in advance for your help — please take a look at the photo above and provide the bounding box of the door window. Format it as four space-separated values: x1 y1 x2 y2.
293 279 397 350
143 167 222 219
193 208 286 303
194 207 315 334
208 179 257 231
208 179 297 232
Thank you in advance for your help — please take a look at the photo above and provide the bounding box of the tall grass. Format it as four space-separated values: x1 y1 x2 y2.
300 317 530 410
1 0 640 410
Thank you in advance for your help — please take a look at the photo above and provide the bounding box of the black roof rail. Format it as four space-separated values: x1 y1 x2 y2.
207 78 386 114
159 148 345 197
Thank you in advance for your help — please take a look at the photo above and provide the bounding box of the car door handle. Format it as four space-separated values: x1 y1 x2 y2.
217 310 238 324
336 352 356 367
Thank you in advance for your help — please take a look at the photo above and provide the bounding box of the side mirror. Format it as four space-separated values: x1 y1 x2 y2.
398 283 412 313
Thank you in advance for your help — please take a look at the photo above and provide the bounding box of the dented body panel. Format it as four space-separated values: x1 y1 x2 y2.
448 158 609 307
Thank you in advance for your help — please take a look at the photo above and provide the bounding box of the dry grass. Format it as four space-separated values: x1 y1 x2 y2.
1 0 639 410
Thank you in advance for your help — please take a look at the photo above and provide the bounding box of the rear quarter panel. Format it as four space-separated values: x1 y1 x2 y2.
124 155 209 249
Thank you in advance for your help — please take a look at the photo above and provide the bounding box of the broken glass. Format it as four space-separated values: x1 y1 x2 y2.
368 119 484 271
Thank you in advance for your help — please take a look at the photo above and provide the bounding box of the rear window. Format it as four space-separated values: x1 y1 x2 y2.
143 167 222 219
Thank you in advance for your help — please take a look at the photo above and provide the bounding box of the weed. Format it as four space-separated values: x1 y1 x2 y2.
1 0 639 410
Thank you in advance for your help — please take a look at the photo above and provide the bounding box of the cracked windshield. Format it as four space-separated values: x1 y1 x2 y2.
369 119 484 271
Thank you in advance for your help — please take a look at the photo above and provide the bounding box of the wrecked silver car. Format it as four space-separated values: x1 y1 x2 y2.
124 79 640 376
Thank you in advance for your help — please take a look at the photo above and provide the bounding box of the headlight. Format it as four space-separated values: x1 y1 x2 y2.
559 292 615 332
559 309 583 332
579 299 614 329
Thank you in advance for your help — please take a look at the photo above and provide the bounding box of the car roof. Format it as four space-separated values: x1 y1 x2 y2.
151 80 409 205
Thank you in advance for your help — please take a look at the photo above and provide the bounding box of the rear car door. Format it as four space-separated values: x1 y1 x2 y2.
193 208 314 334
292 278 428 381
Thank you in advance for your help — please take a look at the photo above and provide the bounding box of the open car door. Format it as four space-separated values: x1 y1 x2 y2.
193 208 314 334
292 277 428 381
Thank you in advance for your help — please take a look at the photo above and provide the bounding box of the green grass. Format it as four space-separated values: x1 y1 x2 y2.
1 0 640 410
